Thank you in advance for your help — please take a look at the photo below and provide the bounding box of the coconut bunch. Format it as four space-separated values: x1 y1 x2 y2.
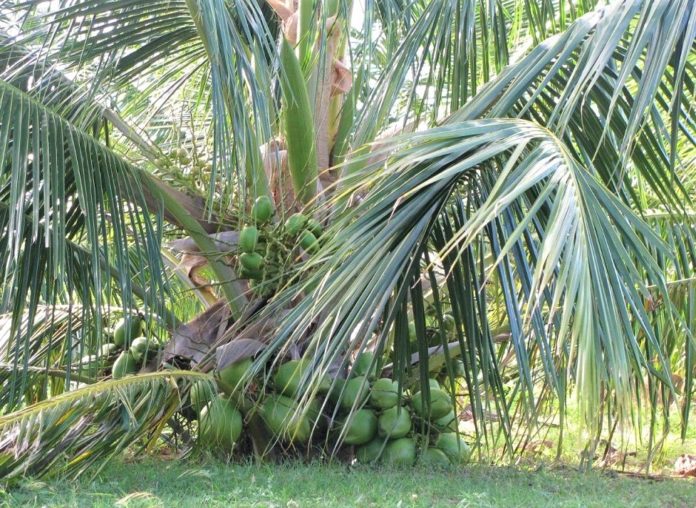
342 353 471 467
154 147 212 176
188 355 330 455
75 315 162 380
188 348 471 466
110 316 162 379
237 196 324 297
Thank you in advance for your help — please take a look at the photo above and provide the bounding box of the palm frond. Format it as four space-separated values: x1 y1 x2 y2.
0 370 212 479
4 0 278 209
0 0 693 474
281 0 694 453
448 0 696 209
641 211 696 441
0 78 172 407
345 0 601 153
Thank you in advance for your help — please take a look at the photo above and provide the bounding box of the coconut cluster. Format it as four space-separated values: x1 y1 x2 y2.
190 351 471 467
237 196 323 297
344 354 471 467
76 315 161 380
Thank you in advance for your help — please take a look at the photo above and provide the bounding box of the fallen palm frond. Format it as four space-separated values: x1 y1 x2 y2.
0 370 212 480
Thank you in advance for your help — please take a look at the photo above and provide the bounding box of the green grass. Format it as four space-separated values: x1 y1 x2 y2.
3 459 695 507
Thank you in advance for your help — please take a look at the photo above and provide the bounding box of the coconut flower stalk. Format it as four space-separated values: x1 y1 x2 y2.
268 0 352 204
279 37 318 204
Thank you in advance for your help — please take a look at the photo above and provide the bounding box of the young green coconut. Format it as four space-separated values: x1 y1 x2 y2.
369 378 400 409
198 396 243 451
351 351 377 378
238 226 259 253
190 380 216 413
330 376 370 411
383 438 416 467
112 351 137 379
436 433 471 465
273 359 309 397
411 388 453 420
112 315 143 348
259 394 311 444
355 436 389 464
216 358 253 395
273 359 331 397
284 213 308 236
335 408 378 445
251 196 274 224
377 406 412 439
433 410 458 432
129 336 154 362
420 447 451 467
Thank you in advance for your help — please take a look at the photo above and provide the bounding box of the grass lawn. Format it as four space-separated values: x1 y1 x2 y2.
3 458 695 507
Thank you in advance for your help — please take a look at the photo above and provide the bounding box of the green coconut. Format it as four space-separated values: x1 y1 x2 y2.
260 395 311 443
338 409 378 445
198 397 243 451
369 378 400 409
129 336 152 362
356 437 388 464
352 352 376 378
190 380 215 413
252 196 274 223
305 398 324 430
273 359 309 397
299 230 319 253
383 437 416 467
112 351 137 379
434 410 458 432
239 226 259 253
420 447 451 467
306 218 323 237
327 378 346 405
112 316 143 348
317 372 332 394
240 266 263 280
338 376 370 411
412 388 452 420
436 433 471 465
216 358 253 395
284 213 308 236
377 406 412 439
239 252 264 272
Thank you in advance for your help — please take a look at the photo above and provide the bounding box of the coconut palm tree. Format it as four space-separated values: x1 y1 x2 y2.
0 0 694 477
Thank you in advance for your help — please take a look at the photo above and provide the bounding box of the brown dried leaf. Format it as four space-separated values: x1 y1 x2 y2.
216 338 267 370
162 300 231 368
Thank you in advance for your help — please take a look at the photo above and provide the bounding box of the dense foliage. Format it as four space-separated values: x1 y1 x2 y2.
0 0 694 478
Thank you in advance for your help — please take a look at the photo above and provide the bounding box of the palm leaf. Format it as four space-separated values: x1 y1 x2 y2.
0 77 179 407
344 0 601 156
0 370 212 479
6 0 278 208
